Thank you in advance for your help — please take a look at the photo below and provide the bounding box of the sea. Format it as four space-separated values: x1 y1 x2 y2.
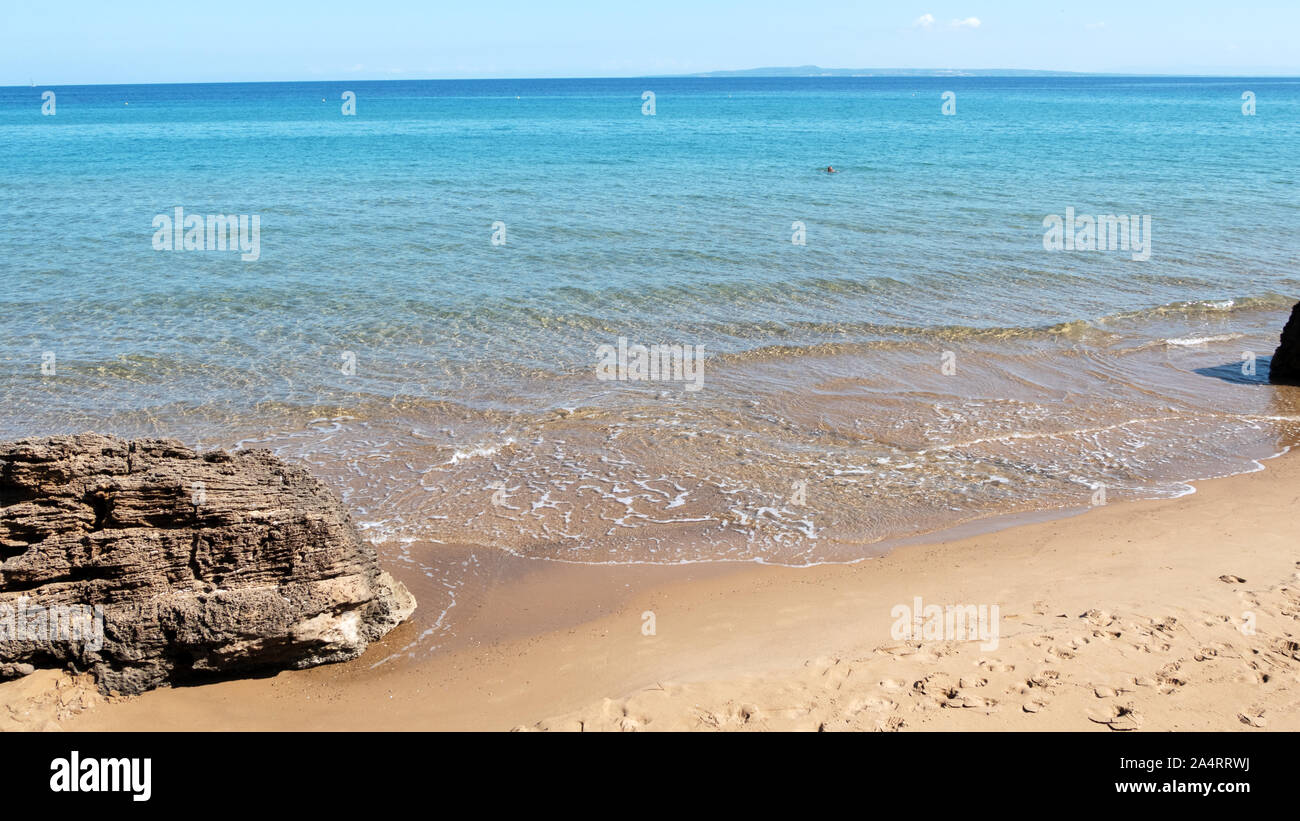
3 76 1299 584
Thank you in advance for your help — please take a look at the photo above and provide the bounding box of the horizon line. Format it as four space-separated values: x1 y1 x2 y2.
7 66 1300 88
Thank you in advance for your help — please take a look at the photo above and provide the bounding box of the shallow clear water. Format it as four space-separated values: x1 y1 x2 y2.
2 76 1299 568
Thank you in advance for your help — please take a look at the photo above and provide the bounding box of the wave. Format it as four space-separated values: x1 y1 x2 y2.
1164 333 1244 347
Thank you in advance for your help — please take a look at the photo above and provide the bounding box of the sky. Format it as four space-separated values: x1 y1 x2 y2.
3 1 1298 85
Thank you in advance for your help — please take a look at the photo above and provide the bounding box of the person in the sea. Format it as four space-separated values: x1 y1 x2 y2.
825 166 837 173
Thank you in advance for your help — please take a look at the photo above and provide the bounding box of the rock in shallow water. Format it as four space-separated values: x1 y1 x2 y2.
0 434 415 695
1270 302 1300 384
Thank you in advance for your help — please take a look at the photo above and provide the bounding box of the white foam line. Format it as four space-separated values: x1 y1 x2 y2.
917 415 1191 454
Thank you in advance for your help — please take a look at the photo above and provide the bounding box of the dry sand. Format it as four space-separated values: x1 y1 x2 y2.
5 452 1299 732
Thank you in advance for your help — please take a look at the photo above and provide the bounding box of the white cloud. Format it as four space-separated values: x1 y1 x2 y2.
913 13 935 28
950 17 982 29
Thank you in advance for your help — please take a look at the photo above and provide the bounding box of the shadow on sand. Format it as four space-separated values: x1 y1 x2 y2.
1194 356 1272 386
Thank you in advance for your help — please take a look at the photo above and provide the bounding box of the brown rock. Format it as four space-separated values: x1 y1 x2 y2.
0 434 415 695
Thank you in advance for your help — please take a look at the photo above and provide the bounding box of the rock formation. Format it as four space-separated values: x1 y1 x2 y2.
1270 302 1300 384
0 434 415 695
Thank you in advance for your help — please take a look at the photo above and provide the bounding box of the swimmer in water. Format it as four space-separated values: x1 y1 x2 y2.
825 166 837 173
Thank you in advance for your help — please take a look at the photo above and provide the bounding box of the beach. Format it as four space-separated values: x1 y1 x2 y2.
8 8 1300 812
3 76 1299 736
6 447 1294 732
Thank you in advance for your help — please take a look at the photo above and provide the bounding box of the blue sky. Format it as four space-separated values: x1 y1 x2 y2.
3 1 1298 85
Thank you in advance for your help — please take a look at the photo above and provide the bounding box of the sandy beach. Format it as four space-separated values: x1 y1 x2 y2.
5 447 1296 733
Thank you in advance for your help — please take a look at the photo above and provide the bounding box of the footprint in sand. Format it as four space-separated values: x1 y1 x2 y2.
914 672 998 710
1128 624 1172 653
1237 711 1267 728
874 715 906 732
1275 639 1300 661
912 672 959 698
1088 703 1143 731
1027 669 1062 693
978 659 1015 673
1081 609 1118 633
730 703 763 724
1194 642 1236 662
1156 663 1187 695
1239 660 1271 685
849 696 896 714
618 716 642 731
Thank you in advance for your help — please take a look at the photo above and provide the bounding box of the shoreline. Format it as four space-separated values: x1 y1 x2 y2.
6 445 1293 731
10 298 1295 571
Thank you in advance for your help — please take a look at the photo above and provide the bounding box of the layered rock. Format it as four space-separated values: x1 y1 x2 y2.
0 434 415 695
1270 302 1300 384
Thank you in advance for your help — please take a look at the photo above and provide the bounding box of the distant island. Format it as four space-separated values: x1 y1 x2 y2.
678 65 1091 77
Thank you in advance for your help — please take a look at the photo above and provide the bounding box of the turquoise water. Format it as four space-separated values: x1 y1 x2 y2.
3 76 1300 568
